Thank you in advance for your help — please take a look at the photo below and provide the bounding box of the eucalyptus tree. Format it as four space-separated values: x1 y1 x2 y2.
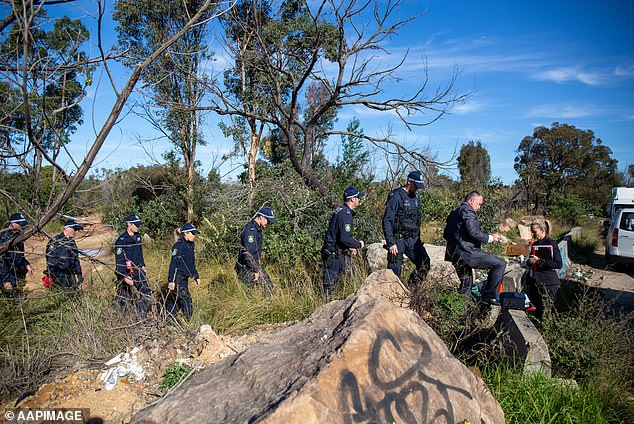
114 0 216 221
206 0 465 201
0 8 93 206
457 140 490 189
0 0 224 255
514 122 619 212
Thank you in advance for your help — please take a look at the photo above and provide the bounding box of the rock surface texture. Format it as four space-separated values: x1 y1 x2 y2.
133 270 504 424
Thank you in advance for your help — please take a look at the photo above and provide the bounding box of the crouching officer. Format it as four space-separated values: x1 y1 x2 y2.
321 187 365 294
382 170 431 289
235 207 275 292
115 214 152 317
1 213 34 294
166 223 201 320
45 220 84 290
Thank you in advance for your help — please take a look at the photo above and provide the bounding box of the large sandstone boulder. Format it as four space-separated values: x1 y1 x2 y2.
366 241 388 271
133 270 504 424
424 244 461 286
517 223 532 240
501 261 525 292
366 242 460 286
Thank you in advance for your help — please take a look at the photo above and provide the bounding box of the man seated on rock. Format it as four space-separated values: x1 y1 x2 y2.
443 191 506 305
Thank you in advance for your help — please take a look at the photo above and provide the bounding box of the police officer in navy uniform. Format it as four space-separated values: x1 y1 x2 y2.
382 170 431 289
443 191 506 305
321 187 365 294
166 223 201 320
1 213 34 294
115 214 152 317
45 219 84 290
235 207 275 291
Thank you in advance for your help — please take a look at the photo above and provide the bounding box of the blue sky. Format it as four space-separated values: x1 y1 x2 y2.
59 0 634 184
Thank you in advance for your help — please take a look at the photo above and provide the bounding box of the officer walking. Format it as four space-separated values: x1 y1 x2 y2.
443 191 506 305
166 223 201 320
45 220 84 290
1 213 34 294
321 187 365 294
235 207 276 291
382 170 431 288
114 214 152 317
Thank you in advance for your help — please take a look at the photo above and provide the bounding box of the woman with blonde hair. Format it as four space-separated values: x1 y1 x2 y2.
525 218 562 319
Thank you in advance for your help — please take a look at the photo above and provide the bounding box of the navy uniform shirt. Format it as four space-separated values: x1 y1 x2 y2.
382 187 421 247
114 231 145 279
238 219 262 270
46 233 81 276
323 204 362 251
168 238 199 281
0 227 30 285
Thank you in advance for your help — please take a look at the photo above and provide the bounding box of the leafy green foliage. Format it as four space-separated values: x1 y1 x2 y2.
457 140 491 188
159 362 193 392
540 287 633 418
483 362 625 423
514 122 619 214
547 192 602 226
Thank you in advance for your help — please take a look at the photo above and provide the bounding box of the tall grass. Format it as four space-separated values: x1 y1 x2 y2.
540 286 634 420
483 362 623 424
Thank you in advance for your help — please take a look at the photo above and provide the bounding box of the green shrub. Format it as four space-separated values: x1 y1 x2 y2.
569 228 602 261
159 362 193 392
483 362 624 423
541 287 633 418
548 192 602 226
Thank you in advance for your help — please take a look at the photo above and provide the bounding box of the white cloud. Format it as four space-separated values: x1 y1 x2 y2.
526 104 598 119
615 64 634 77
451 100 486 115
532 67 604 86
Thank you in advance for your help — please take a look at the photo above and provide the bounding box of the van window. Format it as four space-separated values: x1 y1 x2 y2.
620 212 634 232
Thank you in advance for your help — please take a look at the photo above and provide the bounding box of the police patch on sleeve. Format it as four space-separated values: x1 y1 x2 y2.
344 223 351 232
248 235 255 243
172 248 178 256
116 248 123 255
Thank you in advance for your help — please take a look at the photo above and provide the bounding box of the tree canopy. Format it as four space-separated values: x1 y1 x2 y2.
457 140 490 189
514 122 620 212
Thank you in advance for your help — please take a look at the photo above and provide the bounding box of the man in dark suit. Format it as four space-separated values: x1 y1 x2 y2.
444 191 506 305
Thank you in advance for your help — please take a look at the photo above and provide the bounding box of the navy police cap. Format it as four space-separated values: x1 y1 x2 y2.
64 220 84 231
344 186 365 200
181 223 201 235
257 207 276 224
125 214 143 226
407 170 425 189
9 213 28 226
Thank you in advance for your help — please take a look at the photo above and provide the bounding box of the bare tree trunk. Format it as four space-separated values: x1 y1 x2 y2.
0 0 219 254
247 132 258 207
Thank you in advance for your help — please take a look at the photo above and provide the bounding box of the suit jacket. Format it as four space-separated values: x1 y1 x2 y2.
443 202 489 263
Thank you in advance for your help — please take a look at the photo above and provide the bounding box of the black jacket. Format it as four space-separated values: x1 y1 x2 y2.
238 220 263 271
115 231 145 280
528 236 562 286
444 202 489 262
168 238 199 281
323 204 362 253
382 187 421 247
0 227 30 286
46 233 81 278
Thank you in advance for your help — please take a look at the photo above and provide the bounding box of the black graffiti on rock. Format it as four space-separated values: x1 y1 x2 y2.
339 329 474 424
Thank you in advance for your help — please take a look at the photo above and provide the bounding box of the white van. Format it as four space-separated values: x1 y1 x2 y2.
605 187 634 265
